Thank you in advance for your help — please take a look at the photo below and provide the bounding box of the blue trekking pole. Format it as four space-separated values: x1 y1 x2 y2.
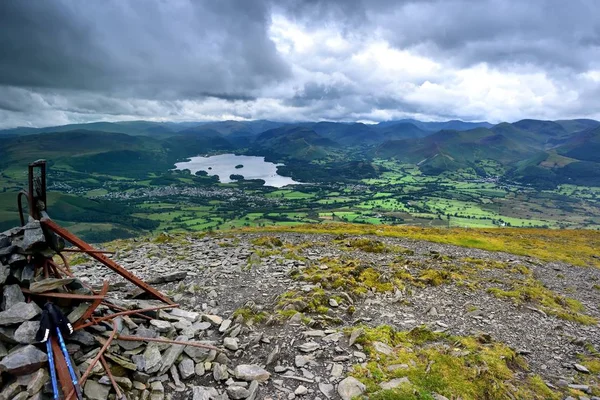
46 303 83 400
39 310 60 400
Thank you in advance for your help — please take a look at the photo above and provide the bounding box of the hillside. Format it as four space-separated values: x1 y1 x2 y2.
62 225 600 399
252 126 340 161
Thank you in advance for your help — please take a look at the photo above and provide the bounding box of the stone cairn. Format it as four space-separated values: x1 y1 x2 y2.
0 221 269 400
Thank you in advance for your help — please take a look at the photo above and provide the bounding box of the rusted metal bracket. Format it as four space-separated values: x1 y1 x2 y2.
74 281 109 329
41 218 174 305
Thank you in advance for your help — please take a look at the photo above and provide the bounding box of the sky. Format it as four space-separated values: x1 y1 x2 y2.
1 0 599 129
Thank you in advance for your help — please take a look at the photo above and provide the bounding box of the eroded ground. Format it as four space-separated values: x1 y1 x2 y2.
72 231 600 399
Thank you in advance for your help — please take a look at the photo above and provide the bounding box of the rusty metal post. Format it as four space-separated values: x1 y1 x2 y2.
41 218 174 305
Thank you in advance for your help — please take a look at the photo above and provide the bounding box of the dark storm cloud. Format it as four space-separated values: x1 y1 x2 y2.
0 0 290 99
0 0 599 127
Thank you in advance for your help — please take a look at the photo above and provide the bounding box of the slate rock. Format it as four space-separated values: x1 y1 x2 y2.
22 221 46 252
319 382 335 399
29 278 75 293
372 341 394 355
227 385 250 399
0 344 48 375
2 284 25 311
69 329 96 347
14 321 40 344
147 271 187 284
213 362 229 381
158 335 188 374
0 262 9 285
149 319 172 333
224 337 239 351
193 386 219 400
84 380 111 400
0 302 41 325
178 357 195 380
8 253 26 267
337 377 366 400
379 377 410 390
234 364 271 382
143 344 162 373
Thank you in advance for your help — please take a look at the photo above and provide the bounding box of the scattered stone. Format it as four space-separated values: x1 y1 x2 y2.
84 380 111 400
224 337 239 351
329 298 338 307
0 344 47 375
159 335 188 374
348 328 364 347
0 302 41 325
337 377 366 400
227 385 251 399
193 386 219 400
147 271 187 285
574 363 590 373
13 320 40 344
178 357 195 380
203 314 223 325
298 342 320 353
330 363 343 377
295 355 313 368
295 385 308 395
213 363 229 381
149 319 172 333
29 278 75 293
1 284 25 310
219 319 232 333
234 364 271 382
379 377 410 390
372 341 394 355
319 382 335 399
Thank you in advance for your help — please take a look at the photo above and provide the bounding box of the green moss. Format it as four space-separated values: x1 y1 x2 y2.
297 257 404 296
251 235 283 247
350 325 560 400
593 284 600 291
487 278 597 325
233 307 267 323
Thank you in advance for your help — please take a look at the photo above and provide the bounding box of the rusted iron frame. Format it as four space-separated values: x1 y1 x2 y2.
116 335 221 351
61 248 115 255
74 281 109 329
17 190 29 226
47 259 71 279
99 355 123 399
67 321 118 400
28 160 47 220
75 303 178 330
101 302 153 321
41 218 174 305
55 252 73 275
21 288 106 300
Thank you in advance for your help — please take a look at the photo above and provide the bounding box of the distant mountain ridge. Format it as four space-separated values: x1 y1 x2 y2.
2 117 600 187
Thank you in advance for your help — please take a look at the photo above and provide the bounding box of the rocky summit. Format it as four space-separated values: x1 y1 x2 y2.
1 227 600 399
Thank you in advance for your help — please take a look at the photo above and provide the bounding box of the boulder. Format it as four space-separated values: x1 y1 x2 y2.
234 364 271 382
22 221 46 252
1 284 25 311
337 377 366 400
14 321 40 344
0 345 48 375
0 302 41 325
84 380 111 400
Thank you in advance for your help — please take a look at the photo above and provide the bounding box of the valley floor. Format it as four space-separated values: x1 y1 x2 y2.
71 230 600 399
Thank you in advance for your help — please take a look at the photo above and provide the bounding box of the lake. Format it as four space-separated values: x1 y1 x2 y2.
174 154 301 188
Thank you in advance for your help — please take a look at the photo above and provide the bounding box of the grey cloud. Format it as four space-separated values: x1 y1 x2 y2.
0 0 290 100
281 0 600 71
